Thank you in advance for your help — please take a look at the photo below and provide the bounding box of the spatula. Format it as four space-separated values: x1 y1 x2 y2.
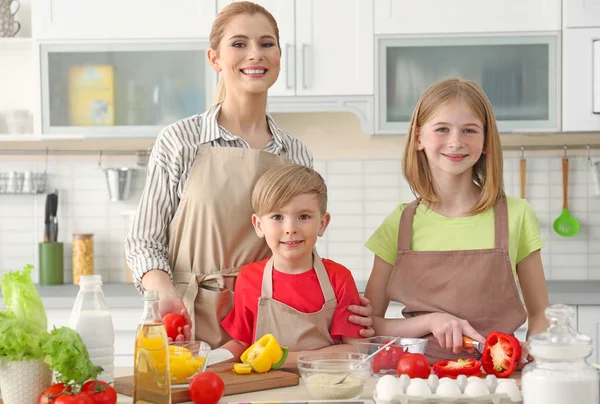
553 158 580 237
333 337 400 385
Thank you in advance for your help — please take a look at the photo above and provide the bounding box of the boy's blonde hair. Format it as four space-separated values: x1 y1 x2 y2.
403 77 505 214
252 165 327 216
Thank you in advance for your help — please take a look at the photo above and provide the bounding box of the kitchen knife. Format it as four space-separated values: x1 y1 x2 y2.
44 193 51 243
462 336 484 353
49 190 58 242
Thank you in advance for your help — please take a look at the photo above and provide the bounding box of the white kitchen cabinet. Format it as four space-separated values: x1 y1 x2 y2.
374 0 561 35
577 306 600 364
385 303 405 319
563 28 600 132
563 0 600 28
218 0 373 96
33 0 217 40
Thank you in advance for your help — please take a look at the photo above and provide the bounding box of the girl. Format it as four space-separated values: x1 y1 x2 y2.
125 1 373 348
364 78 550 365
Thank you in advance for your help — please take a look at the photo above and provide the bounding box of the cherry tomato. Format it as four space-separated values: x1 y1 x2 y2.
40 383 71 404
396 353 431 379
54 393 94 404
189 372 224 404
163 312 186 340
81 380 117 404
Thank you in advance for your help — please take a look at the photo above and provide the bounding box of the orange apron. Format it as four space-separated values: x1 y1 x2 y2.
388 198 526 363
168 144 289 348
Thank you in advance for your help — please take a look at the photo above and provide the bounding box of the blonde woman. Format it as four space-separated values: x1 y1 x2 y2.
365 78 549 365
125 1 373 348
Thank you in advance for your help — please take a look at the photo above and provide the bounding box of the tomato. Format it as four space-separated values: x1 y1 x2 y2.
54 393 94 404
40 383 71 404
189 372 225 404
81 380 117 404
396 353 431 379
371 343 407 374
163 312 186 340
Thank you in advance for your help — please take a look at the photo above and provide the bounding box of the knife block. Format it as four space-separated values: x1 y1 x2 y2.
38 242 64 285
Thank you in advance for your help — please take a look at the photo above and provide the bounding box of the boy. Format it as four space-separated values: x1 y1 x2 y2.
220 164 364 366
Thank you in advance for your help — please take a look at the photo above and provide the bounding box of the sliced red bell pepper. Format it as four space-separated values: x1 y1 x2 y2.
371 342 407 373
432 358 482 379
481 332 521 378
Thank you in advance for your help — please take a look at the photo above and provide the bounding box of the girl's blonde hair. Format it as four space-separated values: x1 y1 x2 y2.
403 77 504 214
252 165 328 216
209 1 281 104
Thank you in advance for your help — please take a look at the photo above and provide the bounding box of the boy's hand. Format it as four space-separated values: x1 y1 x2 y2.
428 312 485 354
348 296 375 337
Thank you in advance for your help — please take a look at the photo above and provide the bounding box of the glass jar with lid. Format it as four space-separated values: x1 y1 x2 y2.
522 304 599 404
72 233 94 284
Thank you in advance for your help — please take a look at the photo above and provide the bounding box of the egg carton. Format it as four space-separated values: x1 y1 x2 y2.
373 374 522 404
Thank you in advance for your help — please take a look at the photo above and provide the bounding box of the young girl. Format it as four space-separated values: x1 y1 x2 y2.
364 78 550 365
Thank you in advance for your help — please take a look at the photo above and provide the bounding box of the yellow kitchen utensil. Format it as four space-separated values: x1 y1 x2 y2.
553 158 580 237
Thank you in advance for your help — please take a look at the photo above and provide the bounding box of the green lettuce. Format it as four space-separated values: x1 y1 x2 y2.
0 318 48 362
1 264 47 331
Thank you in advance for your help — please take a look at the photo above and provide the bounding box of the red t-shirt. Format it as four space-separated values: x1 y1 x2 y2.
221 257 363 345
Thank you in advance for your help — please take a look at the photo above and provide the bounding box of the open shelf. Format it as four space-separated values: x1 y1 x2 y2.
0 134 86 142
0 37 33 50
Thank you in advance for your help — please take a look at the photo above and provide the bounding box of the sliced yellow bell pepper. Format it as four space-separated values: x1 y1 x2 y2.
233 363 252 374
240 334 288 373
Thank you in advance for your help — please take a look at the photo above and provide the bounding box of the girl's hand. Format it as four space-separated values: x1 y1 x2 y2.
516 341 533 370
158 292 192 342
348 296 375 337
428 312 486 354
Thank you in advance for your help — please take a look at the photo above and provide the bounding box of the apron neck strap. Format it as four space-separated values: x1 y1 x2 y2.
493 197 509 249
261 251 336 301
397 199 419 251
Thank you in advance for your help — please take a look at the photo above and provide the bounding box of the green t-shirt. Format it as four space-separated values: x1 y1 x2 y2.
365 196 544 276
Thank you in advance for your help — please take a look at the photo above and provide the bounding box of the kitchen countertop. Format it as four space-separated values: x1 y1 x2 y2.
2 280 600 310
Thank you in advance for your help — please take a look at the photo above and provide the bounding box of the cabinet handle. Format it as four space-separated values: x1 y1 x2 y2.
285 43 294 90
302 43 310 89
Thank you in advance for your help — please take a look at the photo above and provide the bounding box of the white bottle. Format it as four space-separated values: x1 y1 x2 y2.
69 275 115 382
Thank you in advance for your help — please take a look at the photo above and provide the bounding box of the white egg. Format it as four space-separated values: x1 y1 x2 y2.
495 379 522 402
406 379 432 397
467 375 483 384
376 375 399 401
463 379 490 397
439 377 455 384
435 380 462 398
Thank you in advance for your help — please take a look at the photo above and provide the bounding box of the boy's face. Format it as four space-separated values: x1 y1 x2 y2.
252 193 330 269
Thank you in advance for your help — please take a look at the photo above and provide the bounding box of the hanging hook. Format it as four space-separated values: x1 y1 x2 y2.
97 151 103 168
520 146 525 160
563 145 568 159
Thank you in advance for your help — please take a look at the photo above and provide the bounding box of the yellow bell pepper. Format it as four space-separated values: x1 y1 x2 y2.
233 363 252 374
240 334 288 373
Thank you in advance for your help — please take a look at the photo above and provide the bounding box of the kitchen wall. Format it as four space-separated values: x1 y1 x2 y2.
1 112 599 284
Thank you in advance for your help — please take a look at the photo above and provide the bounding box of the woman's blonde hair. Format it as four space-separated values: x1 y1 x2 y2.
403 77 504 214
209 1 281 104
252 165 328 216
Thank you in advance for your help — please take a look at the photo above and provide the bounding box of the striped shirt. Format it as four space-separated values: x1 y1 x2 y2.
125 103 313 292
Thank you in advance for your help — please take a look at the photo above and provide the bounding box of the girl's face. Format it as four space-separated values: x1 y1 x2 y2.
208 13 281 96
417 99 485 180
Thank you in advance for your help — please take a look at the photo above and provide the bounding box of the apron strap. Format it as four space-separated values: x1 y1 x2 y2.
261 251 336 302
397 199 419 252
493 197 509 250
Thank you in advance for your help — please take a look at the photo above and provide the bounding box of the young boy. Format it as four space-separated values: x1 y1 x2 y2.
220 164 364 366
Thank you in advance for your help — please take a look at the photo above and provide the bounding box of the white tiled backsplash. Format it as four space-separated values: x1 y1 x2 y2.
0 156 599 284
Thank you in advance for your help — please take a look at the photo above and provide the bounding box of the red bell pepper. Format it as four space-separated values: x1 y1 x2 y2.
481 332 521 378
371 342 407 373
432 358 482 379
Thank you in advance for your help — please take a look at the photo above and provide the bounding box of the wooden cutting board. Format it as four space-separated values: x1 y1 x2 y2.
114 363 299 403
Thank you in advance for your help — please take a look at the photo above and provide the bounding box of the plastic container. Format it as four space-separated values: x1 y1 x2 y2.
356 336 428 376
68 275 115 382
521 304 599 404
297 352 371 399
72 233 94 284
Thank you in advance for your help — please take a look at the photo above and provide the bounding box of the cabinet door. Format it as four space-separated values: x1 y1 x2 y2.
295 0 374 96
577 306 600 365
564 0 600 28
35 0 216 40
563 28 600 132
218 0 296 97
374 0 560 34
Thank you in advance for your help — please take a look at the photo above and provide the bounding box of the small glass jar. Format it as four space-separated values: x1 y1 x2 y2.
522 304 599 404
72 233 94 284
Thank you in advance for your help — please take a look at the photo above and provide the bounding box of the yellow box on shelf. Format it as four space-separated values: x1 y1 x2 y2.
68 65 115 126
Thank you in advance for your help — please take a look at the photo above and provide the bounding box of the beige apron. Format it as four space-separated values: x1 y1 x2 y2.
254 251 337 351
168 144 289 348
388 198 527 363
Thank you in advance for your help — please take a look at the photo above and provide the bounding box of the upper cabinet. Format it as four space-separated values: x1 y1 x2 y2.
563 0 600 28
218 0 374 97
374 0 561 34
33 0 217 40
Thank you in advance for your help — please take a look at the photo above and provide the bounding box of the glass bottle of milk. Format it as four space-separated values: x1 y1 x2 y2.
69 274 115 382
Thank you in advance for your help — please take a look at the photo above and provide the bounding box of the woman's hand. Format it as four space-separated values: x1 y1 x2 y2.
158 292 192 342
516 341 533 370
348 296 375 338
428 312 486 354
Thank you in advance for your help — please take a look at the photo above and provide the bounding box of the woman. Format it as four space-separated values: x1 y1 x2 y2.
125 1 373 348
